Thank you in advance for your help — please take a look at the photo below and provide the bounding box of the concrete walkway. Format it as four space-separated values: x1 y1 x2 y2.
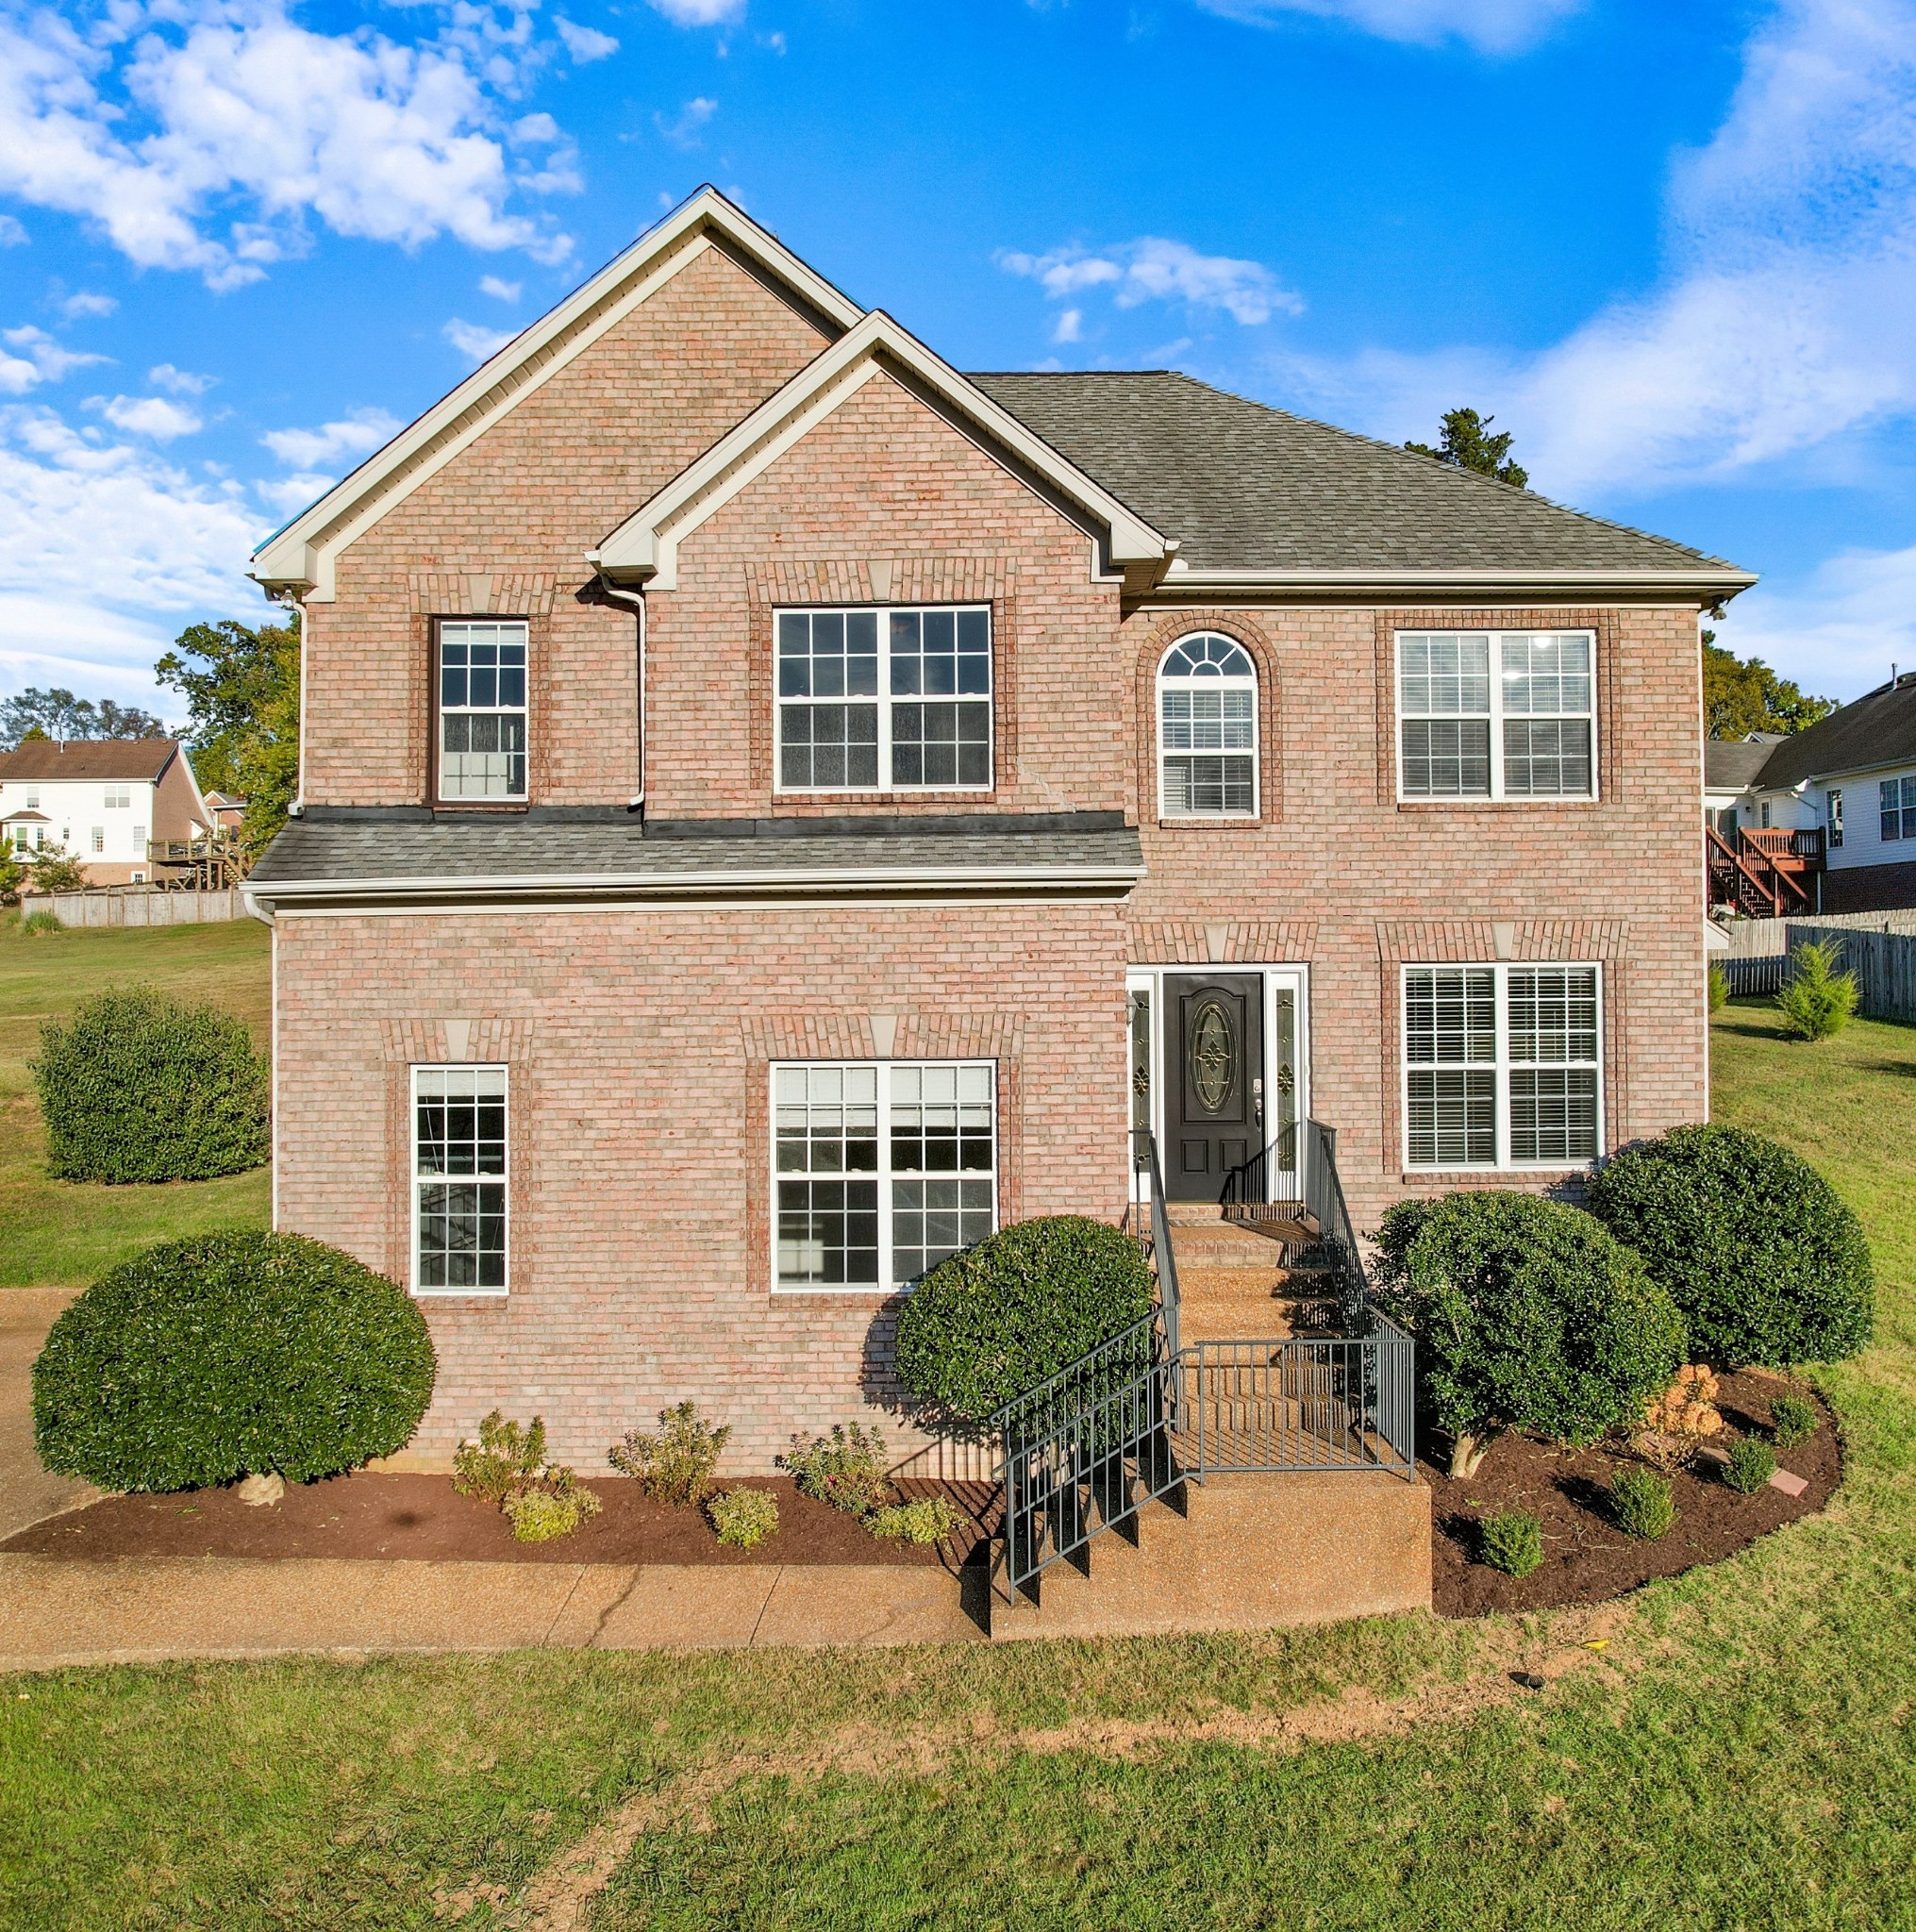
0 1289 95 1541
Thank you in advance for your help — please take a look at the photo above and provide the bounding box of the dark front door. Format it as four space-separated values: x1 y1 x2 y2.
1165 974 1262 1200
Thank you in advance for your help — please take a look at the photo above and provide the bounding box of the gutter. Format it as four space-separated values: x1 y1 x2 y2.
1140 565 1758 603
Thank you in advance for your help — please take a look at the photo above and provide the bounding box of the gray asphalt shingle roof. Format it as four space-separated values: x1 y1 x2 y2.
248 813 1142 891
967 371 1729 576
1741 679 1916 791
1704 739 1779 791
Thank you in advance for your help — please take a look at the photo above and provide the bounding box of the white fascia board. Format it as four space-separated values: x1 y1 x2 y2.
248 189 864 601
1149 565 1758 600
593 311 1170 590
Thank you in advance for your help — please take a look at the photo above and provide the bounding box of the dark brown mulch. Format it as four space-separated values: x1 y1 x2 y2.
1426 1369 1841 1618
1 1474 990 1568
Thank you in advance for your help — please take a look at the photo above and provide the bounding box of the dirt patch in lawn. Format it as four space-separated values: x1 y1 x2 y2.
1426 1370 1841 1618
0 1473 989 1568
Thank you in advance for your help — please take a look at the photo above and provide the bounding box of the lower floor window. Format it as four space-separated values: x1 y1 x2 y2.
413 1064 508 1292
1403 964 1601 1169
774 1060 995 1291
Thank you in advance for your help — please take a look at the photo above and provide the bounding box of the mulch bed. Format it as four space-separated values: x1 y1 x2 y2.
1425 1368 1841 1617
0 1474 990 1569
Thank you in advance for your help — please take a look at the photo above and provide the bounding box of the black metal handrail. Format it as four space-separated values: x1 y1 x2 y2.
1221 1120 1301 1223
1131 1127 1181 1360
1301 1118 1369 1325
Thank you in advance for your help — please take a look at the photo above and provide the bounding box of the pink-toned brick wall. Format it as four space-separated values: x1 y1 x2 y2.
273 902 1130 1469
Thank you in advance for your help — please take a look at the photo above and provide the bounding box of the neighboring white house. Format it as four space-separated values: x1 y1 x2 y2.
0 739 209 886
1706 672 1916 914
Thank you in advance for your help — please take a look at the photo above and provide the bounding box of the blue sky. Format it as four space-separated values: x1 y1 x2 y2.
4 0 1915 720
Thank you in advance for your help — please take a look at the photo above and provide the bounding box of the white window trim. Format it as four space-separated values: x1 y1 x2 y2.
410 1062 510 1297
1394 628 1600 804
1399 962 1605 1173
1155 632 1261 822
769 1058 998 1294
772 604 994 796
437 617 530 805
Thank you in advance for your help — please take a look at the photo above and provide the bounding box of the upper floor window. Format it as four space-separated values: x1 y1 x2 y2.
439 620 527 802
104 788 129 809
775 606 991 793
1880 776 1916 841
1827 789 1844 848
1396 631 1596 802
1158 633 1258 819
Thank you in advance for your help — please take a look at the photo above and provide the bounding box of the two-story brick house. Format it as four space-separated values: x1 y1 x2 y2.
245 189 1751 1471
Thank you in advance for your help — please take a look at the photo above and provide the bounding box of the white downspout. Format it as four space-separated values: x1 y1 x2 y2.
593 573 646 812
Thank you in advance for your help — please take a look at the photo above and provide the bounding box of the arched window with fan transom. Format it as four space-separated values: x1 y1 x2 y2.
1157 631 1258 819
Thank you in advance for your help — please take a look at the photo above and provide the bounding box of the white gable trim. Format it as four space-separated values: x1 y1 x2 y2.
590 310 1172 591
249 189 864 602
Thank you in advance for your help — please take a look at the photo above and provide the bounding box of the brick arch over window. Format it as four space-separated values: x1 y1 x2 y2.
1133 612 1283 826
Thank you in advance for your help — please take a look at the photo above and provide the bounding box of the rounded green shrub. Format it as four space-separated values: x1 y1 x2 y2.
1770 1393 1818 1449
1372 1192 1686 1459
1585 1124 1874 1366
1478 1509 1543 1578
708 1487 779 1549
34 1232 436 1491
893 1215 1157 1424
1610 1466 1676 1539
1724 1436 1777 1494
31 986 270 1182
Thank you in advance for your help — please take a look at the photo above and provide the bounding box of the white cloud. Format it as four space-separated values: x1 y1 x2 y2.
655 96 718 147
443 316 517 361
0 213 25 246
60 291 115 319
643 0 745 24
479 274 523 301
1717 543 1916 703
95 394 204 441
556 18 620 60
0 1 578 291
1273 0 1916 500
150 364 214 396
1193 0 1582 55
1000 238 1300 327
258 407 403 470
0 402 265 703
256 471 337 517
1053 308 1083 344
0 324 106 395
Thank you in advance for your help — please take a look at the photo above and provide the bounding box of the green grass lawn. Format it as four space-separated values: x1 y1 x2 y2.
2 1000 1914 1930
0 914 273 1288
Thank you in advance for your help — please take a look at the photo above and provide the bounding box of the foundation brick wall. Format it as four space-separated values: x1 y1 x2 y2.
277 242 1711 1453
274 902 1130 1470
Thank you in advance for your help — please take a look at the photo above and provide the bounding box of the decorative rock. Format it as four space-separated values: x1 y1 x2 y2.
1767 1468 1808 1498
236 1472 285 1507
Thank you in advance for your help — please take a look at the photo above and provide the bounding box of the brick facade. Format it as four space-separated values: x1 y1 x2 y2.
270 234 1711 1470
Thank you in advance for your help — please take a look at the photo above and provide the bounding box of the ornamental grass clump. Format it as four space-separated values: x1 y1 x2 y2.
1587 1123 1874 1366
31 986 270 1182
1724 1436 1778 1495
1370 1192 1686 1478
1774 938 1859 1041
1771 1393 1818 1449
33 1232 435 1491
1610 1466 1676 1540
894 1215 1157 1425
780 1423 891 1516
608 1402 730 1507
455 1411 602 1542
867 1496 969 1545
1477 1510 1543 1579
708 1487 779 1549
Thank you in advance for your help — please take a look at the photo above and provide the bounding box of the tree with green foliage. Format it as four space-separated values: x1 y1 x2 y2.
1702 631 1835 738
155 610 301 853
1775 938 1860 1041
1405 407 1529 488
25 841 89 896
0 688 166 748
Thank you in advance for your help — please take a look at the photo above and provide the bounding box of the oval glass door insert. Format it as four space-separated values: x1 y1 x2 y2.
1191 999 1235 1112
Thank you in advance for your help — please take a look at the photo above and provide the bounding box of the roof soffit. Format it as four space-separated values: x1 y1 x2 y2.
248 189 865 602
591 311 1171 591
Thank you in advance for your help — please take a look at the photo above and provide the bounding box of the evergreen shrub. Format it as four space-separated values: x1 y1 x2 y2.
32 986 269 1182
34 1232 434 1491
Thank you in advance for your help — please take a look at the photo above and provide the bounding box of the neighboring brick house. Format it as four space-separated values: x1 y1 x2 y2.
0 738 208 886
245 189 1752 1470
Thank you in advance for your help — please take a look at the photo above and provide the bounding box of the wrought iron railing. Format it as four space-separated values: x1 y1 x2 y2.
1220 1120 1301 1224
1300 1118 1369 1325
1132 1126 1182 1361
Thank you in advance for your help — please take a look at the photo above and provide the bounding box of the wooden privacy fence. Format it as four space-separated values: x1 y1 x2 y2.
20 886 249 928
1720 920 1916 1022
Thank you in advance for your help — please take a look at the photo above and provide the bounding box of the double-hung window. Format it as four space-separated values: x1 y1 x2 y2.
439 620 528 802
1403 965 1601 1169
1827 789 1843 848
104 788 129 809
775 607 991 792
1397 631 1596 801
412 1065 508 1293
774 1061 996 1291
1880 776 1916 841
1158 633 1259 818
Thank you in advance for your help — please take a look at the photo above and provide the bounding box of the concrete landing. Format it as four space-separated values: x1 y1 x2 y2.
989 1471 1431 1641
